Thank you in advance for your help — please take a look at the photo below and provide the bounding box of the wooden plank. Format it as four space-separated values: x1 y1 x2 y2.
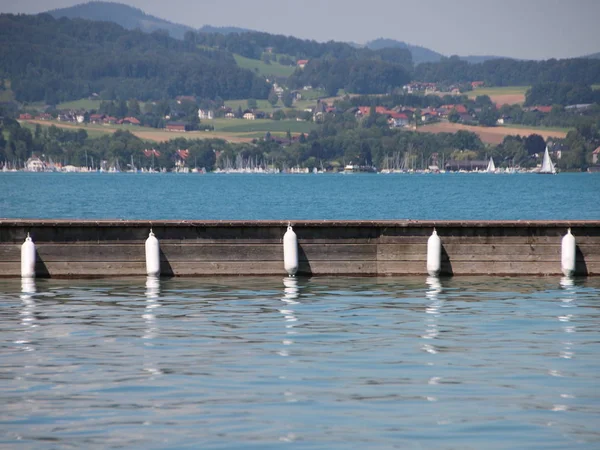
0 243 377 262
377 261 563 275
378 235 600 244
0 225 379 244
377 243 599 261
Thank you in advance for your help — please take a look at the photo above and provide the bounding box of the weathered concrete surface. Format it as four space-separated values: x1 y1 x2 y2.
0 220 598 278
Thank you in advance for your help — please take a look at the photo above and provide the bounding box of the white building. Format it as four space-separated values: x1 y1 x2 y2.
198 109 214 120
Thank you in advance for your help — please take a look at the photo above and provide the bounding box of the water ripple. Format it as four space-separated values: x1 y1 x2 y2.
0 276 599 449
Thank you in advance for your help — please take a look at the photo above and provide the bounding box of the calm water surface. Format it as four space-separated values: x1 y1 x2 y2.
0 172 598 220
1 276 599 449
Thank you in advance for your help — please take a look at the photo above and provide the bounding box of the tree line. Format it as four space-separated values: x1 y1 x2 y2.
4 109 597 173
414 56 600 86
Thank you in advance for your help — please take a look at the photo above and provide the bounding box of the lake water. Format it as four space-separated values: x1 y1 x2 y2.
1 276 599 449
0 172 599 220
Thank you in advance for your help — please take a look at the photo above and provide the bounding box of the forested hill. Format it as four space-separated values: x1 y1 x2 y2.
191 31 413 69
366 38 444 64
0 14 270 103
366 38 509 64
48 1 193 39
190 31 414 95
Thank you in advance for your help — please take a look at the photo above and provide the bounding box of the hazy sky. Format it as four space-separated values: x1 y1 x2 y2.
1 0 598 60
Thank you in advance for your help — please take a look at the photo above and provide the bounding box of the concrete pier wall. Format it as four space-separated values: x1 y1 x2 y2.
0 220 598 277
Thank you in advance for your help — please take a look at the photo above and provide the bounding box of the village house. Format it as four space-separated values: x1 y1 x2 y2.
471 81 485 89
165 122 187 132
243 111 256 120
565 104 593 113
103 116 118 125
497 115 512 125
296 59 309 69
224 112 236 119
389 112 410 128
526 106 553 114
176 96 196 104
593 146 600 164
35 113 53 121
174 149 189 171
198 109 214 120
272 83 284 98
89 114 104 124
18 113 33 120
420 112 434 123
25 156 45 172
403 82 437 94
118 117 141 125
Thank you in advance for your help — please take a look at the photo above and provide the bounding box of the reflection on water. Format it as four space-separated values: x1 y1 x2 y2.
423 277 444 403
278 277 301 442
17 278 37 352
0 276 599 449
550 276 578 412
143 276 162 377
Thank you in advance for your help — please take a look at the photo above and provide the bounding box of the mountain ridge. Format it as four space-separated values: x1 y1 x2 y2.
47 1 194 39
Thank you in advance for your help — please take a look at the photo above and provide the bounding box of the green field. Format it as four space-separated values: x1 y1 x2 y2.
233 54 296 78
501 123 572 133
212 118 316 133
19 118 317 141
468 86 529 98
18 121 112 138
224 89 325 114
0 89 15 103
593 84 600 90
56 99 103 110
224 98 279 113
298 88 326 100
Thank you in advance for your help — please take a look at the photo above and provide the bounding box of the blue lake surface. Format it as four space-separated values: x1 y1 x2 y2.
0 276 599 449
0 172 598 220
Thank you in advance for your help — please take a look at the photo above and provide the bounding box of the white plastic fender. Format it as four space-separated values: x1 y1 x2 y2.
283 225 298 276
145 230 161 277
21 234 36 278
561 228 576 277
427 229 441 276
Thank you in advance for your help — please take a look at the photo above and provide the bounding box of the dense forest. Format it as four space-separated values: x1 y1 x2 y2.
414 56 600 86
524 82 600 106
0 14 270 103
287 59 411 96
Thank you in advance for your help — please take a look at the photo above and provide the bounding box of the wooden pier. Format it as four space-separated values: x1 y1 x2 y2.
0 220 598 277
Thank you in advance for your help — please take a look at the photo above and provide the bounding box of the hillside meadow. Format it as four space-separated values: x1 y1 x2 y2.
233 54 296 78
20 118 317 143
467 86 529 105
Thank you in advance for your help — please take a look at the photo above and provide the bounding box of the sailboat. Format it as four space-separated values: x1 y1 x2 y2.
486 157 496 173
539 146 556 174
